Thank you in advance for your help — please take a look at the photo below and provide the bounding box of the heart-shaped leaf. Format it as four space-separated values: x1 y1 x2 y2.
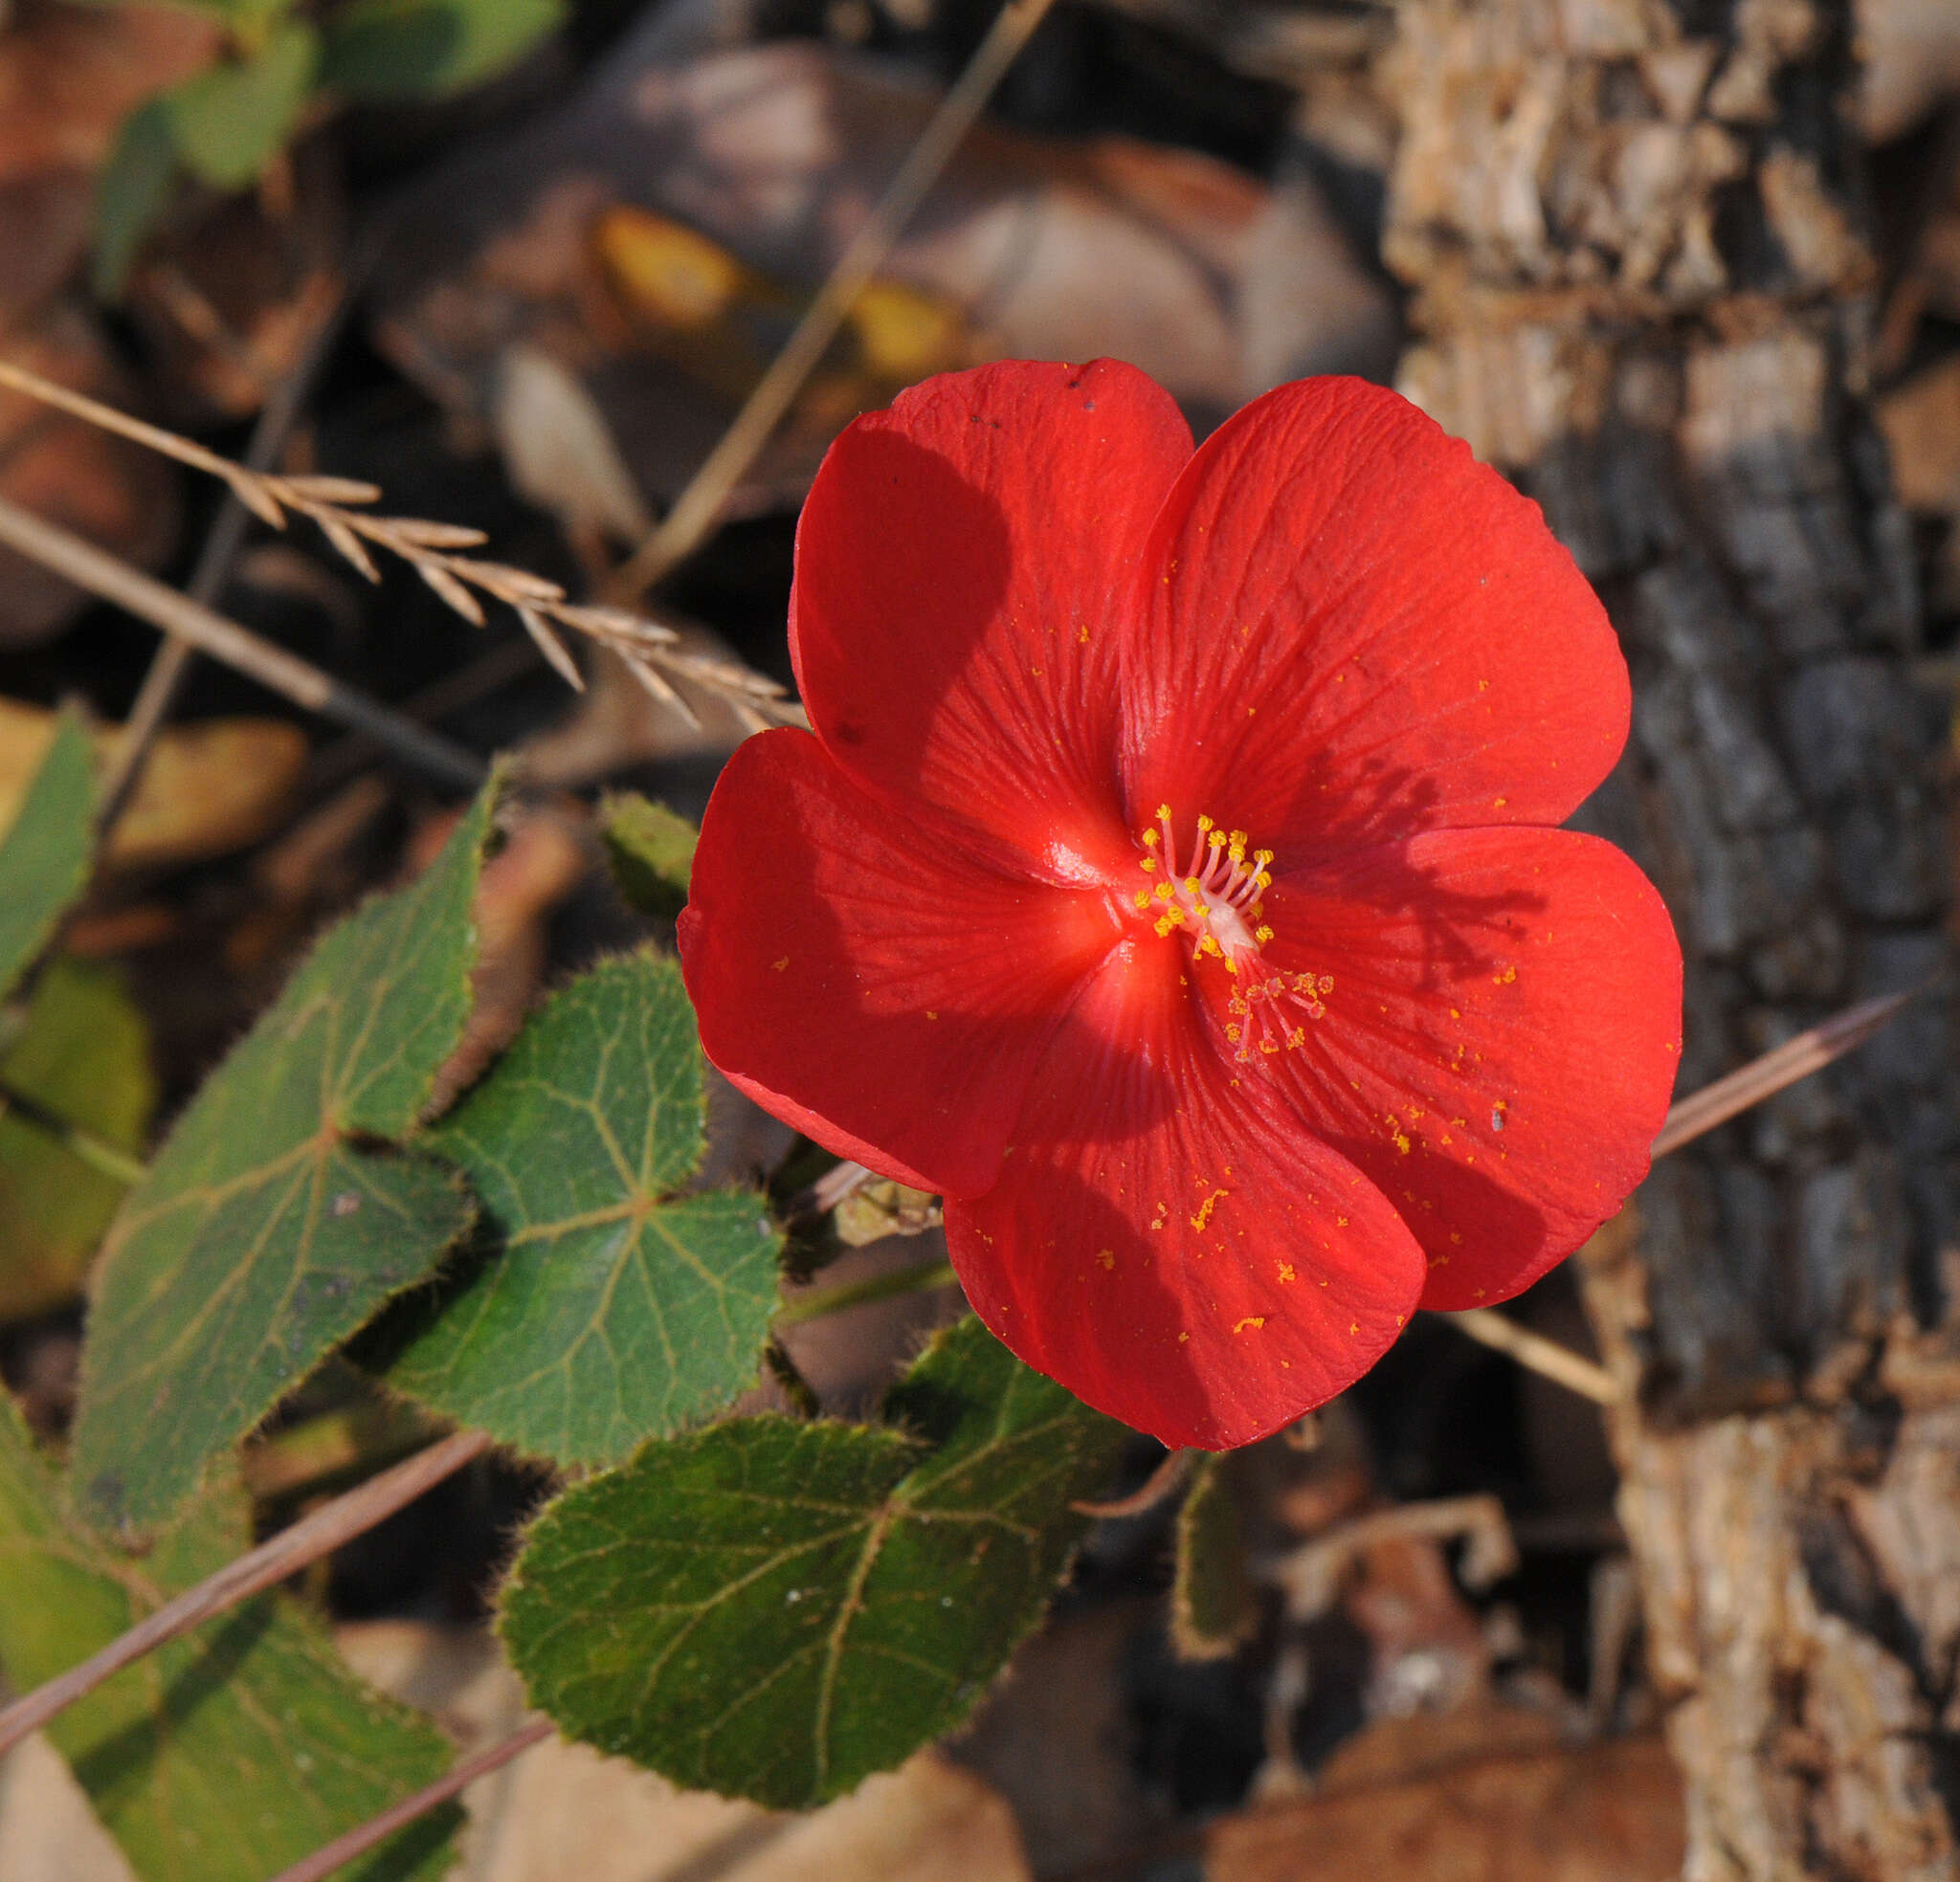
72 784 497 1535
382 952 780 1466
500 1316 1125 1807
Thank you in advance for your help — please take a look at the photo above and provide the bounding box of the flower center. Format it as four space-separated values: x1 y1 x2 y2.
1130 805 1332 1064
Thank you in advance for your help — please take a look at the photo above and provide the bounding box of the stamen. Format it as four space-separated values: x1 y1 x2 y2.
1134 805 1329 1067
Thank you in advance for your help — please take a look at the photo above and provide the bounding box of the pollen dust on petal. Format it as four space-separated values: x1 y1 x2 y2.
772 957 790 972
1233 1316 1265 1334
1277 1262 1296 1283
1191 1188 1229 1232
1096 1249 1115 1270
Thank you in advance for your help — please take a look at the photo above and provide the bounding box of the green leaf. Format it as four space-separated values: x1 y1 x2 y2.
164 22 320 191
382 953 780 1466
501 1316 1125 1807
0 1393 457 1882
598 792 697 920
0 960 155 1323
319 0 562 102
1169 1453 1256 1661
91 100 182 300
71 783 498 1536
0 713 95 1003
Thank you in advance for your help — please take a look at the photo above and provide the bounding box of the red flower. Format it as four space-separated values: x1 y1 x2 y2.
679 360 1682 1450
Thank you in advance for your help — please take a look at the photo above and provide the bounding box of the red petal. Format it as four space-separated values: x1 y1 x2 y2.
1233 827 1681 1311
679 729 1123 1199
791 359 1192 879
945 937 1426 1449
1122 378 1628 859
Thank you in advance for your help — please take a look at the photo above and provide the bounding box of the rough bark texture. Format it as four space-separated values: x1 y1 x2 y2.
1376 0 1960 1873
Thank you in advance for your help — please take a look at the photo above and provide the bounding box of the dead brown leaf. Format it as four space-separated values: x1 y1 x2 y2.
371 38 1393 525
1208 1709 1684 1882
0 697 304 869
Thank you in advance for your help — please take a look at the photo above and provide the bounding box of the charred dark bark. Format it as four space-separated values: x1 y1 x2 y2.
1376 0 1960 1871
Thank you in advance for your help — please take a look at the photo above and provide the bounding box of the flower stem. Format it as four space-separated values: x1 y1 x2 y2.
0 1079 146 1187
774 1258 960 1328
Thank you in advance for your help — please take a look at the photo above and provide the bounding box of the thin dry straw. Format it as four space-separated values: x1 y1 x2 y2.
0 1429 492 1761
604 0 1065 600
0 493 487 789
259 1716 555 1882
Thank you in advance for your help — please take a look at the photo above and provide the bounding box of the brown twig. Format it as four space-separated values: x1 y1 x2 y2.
1652 987 1915 1159
260 1716 554 1882
1261 1494 1519 1621
605 0 1064 600
1072 1447 1194 1518
0 493 486 790
1447 1307 1617 1404
0 1428 491 1761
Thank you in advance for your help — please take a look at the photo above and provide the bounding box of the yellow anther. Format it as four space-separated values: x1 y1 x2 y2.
1154 916 1178 937
1226 1025 1241 1042
1196 814 1214 832
1253 872 1272 891
1208 830 1227 850
1255 849 1273 867
1133 891 1152 909
1153 881 1175 901
1141 857 1157 873
1155 803 1171 821
1184 876 1200 895
1141 829 1159 849
1255 924 1274 942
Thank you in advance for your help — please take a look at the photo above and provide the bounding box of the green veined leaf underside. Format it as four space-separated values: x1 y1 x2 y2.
71 781 499 1535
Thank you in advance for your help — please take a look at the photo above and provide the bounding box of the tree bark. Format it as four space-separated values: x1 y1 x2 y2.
1376 0 1960 1873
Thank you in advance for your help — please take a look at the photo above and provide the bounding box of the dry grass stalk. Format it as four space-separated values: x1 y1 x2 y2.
605 0 1066 599
0 357 794 734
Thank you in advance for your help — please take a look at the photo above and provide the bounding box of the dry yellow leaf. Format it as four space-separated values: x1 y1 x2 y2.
0 698 305 871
